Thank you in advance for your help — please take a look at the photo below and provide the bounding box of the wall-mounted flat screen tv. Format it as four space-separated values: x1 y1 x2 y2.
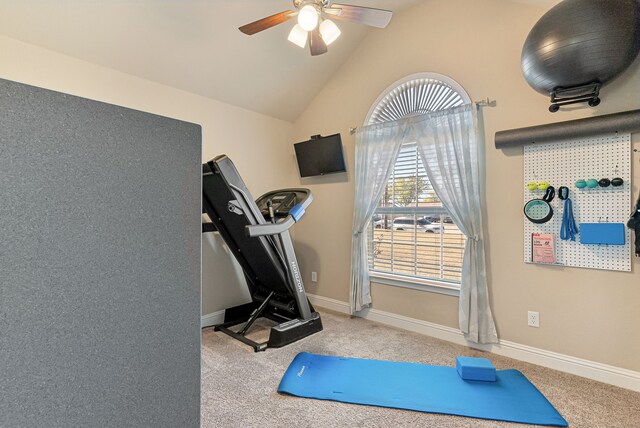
294 133 346 178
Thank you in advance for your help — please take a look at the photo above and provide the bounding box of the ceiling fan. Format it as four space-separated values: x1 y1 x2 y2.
239 0 393 56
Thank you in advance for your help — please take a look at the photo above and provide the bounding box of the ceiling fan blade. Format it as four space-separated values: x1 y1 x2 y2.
309 27 328 56
326 4 392 28
238 10 295 35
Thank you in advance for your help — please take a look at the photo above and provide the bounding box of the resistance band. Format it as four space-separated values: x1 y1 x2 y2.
558 186 578 241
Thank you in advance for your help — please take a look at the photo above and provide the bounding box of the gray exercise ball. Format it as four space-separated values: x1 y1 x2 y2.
521 0 640 95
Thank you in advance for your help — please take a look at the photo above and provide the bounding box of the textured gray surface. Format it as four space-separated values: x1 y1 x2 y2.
0 79 202 427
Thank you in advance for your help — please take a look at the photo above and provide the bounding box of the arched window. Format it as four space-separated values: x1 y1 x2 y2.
366 73 470 291
366 73 470 124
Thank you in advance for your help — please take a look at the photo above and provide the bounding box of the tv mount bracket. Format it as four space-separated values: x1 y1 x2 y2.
548 82 601 113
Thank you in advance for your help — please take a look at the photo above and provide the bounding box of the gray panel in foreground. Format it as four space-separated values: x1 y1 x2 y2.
0 79 202 427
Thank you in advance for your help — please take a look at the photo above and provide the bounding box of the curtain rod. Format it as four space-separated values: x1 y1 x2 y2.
349 98 496 135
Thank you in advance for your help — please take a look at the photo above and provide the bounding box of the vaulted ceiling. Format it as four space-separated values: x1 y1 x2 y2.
0 1 561 122
0 0 427 121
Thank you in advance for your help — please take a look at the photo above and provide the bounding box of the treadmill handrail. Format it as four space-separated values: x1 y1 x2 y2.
227 182 268 226
248 189 313 238
246 216 296 237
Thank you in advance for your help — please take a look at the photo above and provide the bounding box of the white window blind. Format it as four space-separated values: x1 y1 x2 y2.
365 74 469 286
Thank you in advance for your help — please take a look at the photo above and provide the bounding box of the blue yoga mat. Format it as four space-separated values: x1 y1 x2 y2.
278 352 568 427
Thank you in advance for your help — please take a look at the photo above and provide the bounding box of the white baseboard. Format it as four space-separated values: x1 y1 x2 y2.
201 310 225 328
307 293 640 392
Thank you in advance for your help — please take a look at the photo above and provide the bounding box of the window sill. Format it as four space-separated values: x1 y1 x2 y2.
369 271 460 297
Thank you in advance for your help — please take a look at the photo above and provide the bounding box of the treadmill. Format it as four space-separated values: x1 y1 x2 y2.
202 155 322 351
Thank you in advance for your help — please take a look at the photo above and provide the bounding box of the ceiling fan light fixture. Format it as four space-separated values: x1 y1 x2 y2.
298 4 319 31
238 2 392 57
319 19 341 45
288 24 308 48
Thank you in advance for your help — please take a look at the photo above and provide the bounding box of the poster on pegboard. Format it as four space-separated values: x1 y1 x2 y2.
523 132 631 272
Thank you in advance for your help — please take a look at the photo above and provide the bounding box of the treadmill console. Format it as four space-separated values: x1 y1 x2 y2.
256 191 299 219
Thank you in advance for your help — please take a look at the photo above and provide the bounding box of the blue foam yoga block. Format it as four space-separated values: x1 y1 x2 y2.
579 223 625 245
456 356 496 381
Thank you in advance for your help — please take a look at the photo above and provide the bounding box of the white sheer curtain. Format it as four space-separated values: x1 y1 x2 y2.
350 104 498 344
413 105 497 344
350 123 404 313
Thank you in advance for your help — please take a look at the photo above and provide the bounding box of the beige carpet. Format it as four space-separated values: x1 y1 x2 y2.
201 309 640 427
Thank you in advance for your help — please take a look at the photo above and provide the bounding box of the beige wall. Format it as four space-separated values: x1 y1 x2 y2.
292 0 640 371
2 0 639 373
0 35 294 317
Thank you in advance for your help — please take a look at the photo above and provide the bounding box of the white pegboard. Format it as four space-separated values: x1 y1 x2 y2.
524 133 631 271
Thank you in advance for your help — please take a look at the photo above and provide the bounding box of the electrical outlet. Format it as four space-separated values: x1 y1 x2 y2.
311 271 318 282
528 311 540 328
